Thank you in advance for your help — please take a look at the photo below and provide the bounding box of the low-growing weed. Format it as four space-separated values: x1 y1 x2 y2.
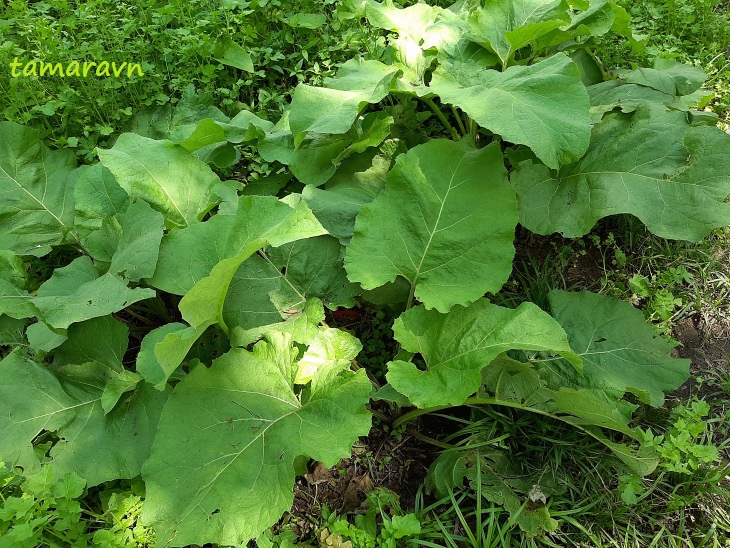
317 489 422 548
0 464 154 547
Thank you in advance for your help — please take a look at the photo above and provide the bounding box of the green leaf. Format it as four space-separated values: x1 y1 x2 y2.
108 200 165 281
387 299 580 407
177 196 325 333
588 60 708 117
355 0 465 93
259 112 350 186
282 13 327 29
544 290 690 407
512 104 730 241
82 215 123 265
148 195 323 296
0 250 26 287
32 256 155 330
302 149 390 244
430 54 590 169
465 0 570 66
144 196 324 382
533 0 620 50
223 236 355 334
212 37 254 72
52 316 129 371
220 110 274 143
26 321 68 354
179 111 273 152
0 352 169 484
0 279 37 320
289 60 399 136
50 366 169 486
475 353 661 474
141 336 372 547
136 323 198 389
97 134 220 227
73 164 130 242
0 351 76 472
230 297 326 348
101 371 143 414
0 315 27 346
426 448 559 535
178 118 226 152
125 86 229 143
346 139 517 312
295 328 362 385
0 122 77 256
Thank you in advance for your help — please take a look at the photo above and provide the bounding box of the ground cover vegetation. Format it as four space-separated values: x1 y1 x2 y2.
1 0 729 546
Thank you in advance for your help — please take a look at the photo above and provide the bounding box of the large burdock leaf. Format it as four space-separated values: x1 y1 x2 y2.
259 114 350 186
148 195 324 296
0 122 77 256
289 59 399 136
430 54 591 169
222 236 355 335
302 149 391 244
387 299 581 407
108 200 165 281
512 104 730 241
142 336 372 547
97 133 220 227
73 164 130 241
32 256 155 330
0 351 169 484
588 61 708 118
345 139 516 313
479 356 658 475
177 195 325 334
259 111 392 186
543 290 690 407
52 316 129 370
140 196 325 386
465 0 571 67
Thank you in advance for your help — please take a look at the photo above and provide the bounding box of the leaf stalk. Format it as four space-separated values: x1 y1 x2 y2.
423 97 460 140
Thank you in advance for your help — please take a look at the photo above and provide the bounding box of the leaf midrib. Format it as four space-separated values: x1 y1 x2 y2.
0 164 67 229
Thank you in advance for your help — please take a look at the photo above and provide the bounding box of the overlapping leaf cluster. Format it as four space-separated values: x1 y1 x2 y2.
1 0 728 545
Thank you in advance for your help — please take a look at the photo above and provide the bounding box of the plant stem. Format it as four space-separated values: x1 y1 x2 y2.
423 97 460 140
394 397 580 430
405 282 416 311
450 104 467 136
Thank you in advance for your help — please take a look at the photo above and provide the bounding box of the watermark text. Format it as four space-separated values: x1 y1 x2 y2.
9 58 144 78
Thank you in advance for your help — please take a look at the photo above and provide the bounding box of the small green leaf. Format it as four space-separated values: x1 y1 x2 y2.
101 371 143 414
282 13 327 29
213 38 254 72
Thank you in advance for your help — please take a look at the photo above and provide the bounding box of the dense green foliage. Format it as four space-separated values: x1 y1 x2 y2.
0 0 378 157
1 0 729 546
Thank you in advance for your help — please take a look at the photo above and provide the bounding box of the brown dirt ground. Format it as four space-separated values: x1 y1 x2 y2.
286 406 438 539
